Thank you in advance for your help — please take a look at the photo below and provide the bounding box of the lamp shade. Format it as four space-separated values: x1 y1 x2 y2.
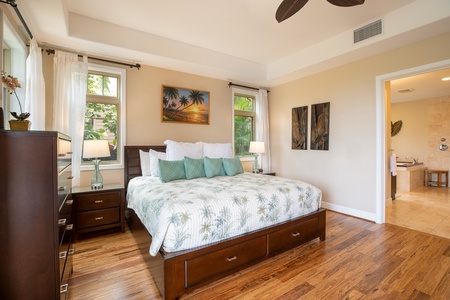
83 140 111 159
249 141 265 154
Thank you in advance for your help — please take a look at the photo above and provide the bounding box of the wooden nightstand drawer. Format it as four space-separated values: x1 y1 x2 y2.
75 191 120 212
76 208 120 229
72 183 125 239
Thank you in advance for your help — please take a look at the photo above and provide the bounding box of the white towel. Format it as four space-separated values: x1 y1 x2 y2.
390 153 397 176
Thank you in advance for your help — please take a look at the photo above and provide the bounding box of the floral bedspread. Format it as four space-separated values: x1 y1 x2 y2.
127 173 322 256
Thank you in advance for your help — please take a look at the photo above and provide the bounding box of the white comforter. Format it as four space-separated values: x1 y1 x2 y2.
127 172 322 256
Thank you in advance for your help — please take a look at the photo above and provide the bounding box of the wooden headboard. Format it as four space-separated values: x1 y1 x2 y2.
123 145 166 192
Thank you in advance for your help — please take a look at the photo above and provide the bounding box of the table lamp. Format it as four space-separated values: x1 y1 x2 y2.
83 140 111 190
249 141 265 173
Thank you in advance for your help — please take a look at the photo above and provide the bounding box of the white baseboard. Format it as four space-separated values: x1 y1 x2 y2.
321 201 377 222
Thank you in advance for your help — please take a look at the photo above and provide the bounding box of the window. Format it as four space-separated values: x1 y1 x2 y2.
234 92 256 156
82 66 126 167
2 18 26 125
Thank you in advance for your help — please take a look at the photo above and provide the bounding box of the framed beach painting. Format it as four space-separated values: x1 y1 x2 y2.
162 85 210 125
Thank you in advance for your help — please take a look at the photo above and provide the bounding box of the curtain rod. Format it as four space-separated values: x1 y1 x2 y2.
45 49 141 70
0 0 33 39
228 82 269 93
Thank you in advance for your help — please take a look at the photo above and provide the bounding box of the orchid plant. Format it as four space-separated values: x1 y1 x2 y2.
1 70 30 121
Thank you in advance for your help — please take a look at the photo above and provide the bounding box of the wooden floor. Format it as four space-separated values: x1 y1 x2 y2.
68 211 450 300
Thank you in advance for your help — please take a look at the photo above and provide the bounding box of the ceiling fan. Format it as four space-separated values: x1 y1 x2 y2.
276 0 365 23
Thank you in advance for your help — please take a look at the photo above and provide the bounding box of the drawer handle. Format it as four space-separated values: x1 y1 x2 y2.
58 219 67 226
66 199 73 205
59 251 67 259
58 186 66 191
226 256 237 262
60 284 68 294
95 200 104 204
95 216 104 221
69 248 75 255
68 176 74 180
291 232 300 237
66 224 73 230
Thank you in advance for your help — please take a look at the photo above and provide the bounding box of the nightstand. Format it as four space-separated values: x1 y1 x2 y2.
72 183 125 239
262 172 276 176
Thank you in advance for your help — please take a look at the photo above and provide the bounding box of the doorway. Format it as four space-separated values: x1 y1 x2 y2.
375 58 450 224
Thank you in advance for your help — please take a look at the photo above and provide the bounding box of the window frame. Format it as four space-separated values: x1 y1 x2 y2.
232 87 258 159
80 64 126 171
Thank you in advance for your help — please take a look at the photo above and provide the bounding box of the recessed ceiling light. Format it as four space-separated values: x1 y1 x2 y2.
442 77 450 81
397 88 415 93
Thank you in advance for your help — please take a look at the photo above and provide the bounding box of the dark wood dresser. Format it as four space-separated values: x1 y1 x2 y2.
0 131 74 300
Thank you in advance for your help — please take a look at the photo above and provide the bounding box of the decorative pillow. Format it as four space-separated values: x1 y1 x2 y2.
201 142 233 158
184 157 206 180
149 149 166 177
164 140 203 160
158 159 186 183
223 157 244 176
204 156 226 178
139 150 151 176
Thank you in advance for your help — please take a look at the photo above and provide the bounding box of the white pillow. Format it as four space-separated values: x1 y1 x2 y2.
149 149 166 177
201 142 233 158
164 140 203 160
139 150 151 176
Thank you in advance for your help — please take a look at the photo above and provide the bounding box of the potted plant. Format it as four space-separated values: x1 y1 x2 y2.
1 70 30 130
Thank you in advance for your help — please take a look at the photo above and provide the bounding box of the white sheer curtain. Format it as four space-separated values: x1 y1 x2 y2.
53 51 88 186
256 89 271 172
25 39 45 130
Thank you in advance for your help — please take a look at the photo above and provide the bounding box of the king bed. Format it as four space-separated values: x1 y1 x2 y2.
124 144 326 300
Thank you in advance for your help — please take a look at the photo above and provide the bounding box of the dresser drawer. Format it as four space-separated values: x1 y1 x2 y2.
75 191 121 212
186 236 267 287
268 217 318 254
76 207 120 229
58 168 72 209
58 199 73 244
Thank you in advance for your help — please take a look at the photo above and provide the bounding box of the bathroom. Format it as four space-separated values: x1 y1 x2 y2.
390 69 450 194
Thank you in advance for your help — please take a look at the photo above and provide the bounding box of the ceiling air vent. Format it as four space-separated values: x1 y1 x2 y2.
354 19 382 44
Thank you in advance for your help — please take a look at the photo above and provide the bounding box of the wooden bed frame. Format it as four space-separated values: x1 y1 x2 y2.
124 145 326 300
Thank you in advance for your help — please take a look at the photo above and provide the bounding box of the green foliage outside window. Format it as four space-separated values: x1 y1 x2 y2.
234 96 254 156
84 73 119 162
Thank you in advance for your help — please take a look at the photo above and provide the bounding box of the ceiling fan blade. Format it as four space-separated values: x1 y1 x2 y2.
276 0 310 23
326 0 365 7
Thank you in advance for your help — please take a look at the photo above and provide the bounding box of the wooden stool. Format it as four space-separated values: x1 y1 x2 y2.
425 169 449 187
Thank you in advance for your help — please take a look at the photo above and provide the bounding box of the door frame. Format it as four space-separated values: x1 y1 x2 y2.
375 58 450 224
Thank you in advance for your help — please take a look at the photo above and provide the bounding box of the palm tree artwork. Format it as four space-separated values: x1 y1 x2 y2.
162 85 210 124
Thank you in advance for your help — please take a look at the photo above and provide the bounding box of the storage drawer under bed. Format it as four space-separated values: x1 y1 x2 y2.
184 235 267 288
268 217 319 254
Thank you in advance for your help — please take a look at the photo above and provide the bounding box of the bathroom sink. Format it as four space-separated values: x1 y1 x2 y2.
396 161 423 167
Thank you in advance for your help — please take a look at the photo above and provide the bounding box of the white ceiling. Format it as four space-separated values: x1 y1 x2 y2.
6 0 450 97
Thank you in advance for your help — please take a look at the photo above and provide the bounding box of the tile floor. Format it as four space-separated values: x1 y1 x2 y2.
386 186 450 239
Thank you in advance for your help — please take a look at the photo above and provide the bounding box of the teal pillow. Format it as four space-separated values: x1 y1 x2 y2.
158 159 186 183
204 156 226 178
223 157 244 176
184 156 206 179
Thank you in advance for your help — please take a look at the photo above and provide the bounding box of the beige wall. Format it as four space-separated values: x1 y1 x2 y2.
269 32 450 217
392 95 450 171
42 54 233 186
40 32 450 218
391 99 428 163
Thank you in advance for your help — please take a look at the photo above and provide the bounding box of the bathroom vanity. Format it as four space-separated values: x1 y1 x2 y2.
396 163 425 192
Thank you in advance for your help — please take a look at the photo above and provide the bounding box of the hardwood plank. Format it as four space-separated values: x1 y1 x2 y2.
68 211 450 300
